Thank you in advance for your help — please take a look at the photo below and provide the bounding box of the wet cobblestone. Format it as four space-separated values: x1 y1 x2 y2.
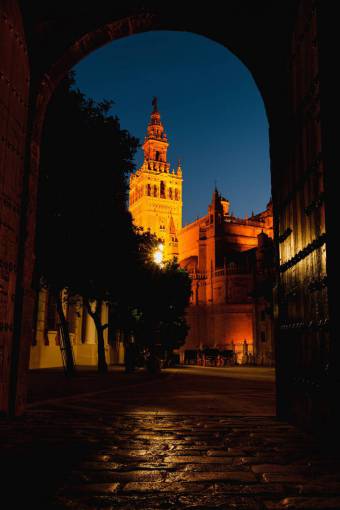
1 368 340 508
1 409 340 509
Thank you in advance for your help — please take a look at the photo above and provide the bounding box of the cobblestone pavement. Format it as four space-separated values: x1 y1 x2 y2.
1 368 340 509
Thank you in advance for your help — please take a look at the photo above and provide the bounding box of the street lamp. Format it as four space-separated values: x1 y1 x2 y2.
153 243 164 266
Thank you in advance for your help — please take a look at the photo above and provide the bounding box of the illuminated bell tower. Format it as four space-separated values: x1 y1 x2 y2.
129 98 183 260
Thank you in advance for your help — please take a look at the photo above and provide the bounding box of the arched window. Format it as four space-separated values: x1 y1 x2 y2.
169 188 173 199
175 189 179 200
160 180 166 198
153 185 158 197
155 151 160 161
147 184 151 196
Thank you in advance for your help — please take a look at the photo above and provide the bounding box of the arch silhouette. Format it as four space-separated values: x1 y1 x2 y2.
0 1 336 437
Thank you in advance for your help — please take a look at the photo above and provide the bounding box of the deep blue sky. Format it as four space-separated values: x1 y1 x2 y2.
74 31 270 225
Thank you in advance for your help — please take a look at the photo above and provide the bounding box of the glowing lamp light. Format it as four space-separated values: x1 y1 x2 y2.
153 243 164 266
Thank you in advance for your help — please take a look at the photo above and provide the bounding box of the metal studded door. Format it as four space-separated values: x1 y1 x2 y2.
275 0 329 427
0 0 29 415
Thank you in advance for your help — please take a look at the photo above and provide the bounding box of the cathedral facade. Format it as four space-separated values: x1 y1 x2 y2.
129 101 275 366
178 190 274 365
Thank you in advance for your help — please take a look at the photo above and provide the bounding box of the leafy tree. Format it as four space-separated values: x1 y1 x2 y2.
108 228 159 372
35 72 138 373
157 261 191 366
130 257 191 373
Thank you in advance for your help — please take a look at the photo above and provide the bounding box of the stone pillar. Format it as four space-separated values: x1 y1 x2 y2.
118 341 125 364
35 289 48 346
29 288 47 369
73 299 83 345
101 302 110 364
179 350 185 365
116 329 125 365
61 288 68 316
67 300 78 346
242 339 249 365
85 308 96 344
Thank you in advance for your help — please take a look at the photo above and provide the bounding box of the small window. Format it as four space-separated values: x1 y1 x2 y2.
261 331 266 343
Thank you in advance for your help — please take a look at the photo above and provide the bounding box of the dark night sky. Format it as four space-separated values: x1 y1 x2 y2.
74 31 270 225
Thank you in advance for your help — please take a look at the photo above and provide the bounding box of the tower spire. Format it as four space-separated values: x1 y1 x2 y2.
143 98 169 167
177 159 182 176
152 96 158 112
129 99 182 262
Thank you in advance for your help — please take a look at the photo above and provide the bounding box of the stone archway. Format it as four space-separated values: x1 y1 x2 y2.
0 0 30 415
1 1 336 434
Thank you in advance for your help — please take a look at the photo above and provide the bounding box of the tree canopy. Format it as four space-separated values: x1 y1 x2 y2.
35 72 139 372
36 72 139 294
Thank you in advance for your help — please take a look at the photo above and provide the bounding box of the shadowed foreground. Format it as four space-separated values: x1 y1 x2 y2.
2 367 340 509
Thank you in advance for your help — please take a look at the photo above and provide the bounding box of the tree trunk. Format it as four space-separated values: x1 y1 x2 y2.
163 348 173 368
124 333 137 373
55 291 75 375
86 299 108 373
146 338 160 375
